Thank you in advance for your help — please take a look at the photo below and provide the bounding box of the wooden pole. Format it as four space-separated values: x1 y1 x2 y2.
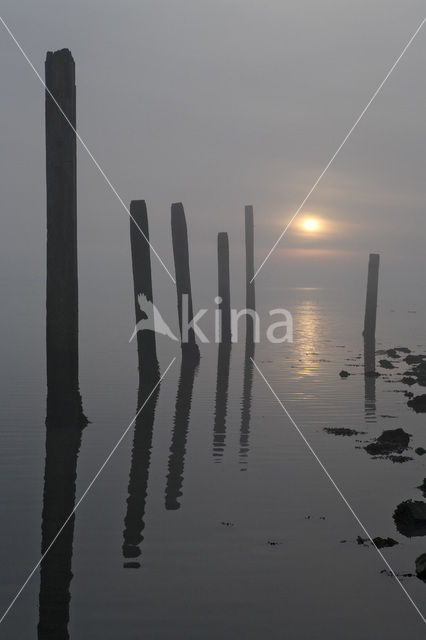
245 206 255 311
363 253 379 418
130 200 159 376
363 253 380 342
217 232 231 343
41 48 86 636
45 49 78 395
245 206 255 342
171 202 200 360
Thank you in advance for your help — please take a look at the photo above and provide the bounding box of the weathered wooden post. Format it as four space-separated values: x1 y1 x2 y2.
363 253 379 419
217 232 231 343
40 48 87 637
130 200 159 377
171 202 200 360
245 205 256 342
239 206 256 466
363 253 380 344
245 206 255 310
45 49 79 397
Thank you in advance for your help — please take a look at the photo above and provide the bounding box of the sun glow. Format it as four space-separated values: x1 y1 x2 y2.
301 217 320 233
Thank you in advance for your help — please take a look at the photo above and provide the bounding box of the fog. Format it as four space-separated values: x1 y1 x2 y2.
0 0 425 350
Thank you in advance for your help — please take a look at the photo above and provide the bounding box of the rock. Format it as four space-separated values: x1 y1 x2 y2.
393 501 426 537
407 395 426 413
373 537 398 548
417 479 426 496
379 359 395 369
416 448 426 456
415 553 426 581
324 427 365 437
406 362 426 386
339 370 350 378
386 349 400 359
378 428 411 446
381 569 414 579
356 536 398 548
401 377 416 386
395 347 411 354
364 428 411 457
388 455 412 463
405 354 426 365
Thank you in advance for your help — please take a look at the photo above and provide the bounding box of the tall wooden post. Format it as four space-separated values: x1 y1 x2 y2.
130 200 158 376
217 232 231 343
41 49 86 636
45 49 78 395
363 253 380 342
363 253 379 418
171 202 200 360
245 206 255 342
245 206 255 311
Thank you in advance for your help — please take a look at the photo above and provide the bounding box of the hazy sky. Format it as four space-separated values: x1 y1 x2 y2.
0 1 425 313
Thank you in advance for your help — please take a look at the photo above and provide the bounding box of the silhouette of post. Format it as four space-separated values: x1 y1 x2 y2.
171 203 200 360
217 232 231 343
165 357 197 510
239 337 255 468
38 392 86 640
122 372 160 567
45 49 78 395
245 206 255 341
213 342 231 461
130 200 159 376
364 351 377 422
363 253 380 344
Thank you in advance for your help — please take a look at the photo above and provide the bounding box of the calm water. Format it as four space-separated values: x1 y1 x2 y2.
1 285 426 638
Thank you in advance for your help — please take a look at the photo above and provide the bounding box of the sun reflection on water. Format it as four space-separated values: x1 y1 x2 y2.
293 300 323 377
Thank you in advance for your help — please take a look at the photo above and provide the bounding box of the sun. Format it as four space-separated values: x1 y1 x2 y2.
301 217 320 233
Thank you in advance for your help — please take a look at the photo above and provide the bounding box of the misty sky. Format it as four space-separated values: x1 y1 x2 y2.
0 1 425 317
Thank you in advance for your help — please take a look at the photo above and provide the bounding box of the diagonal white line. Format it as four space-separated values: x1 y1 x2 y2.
251 356 426 626
0 15 176 284
251 17 426 283
0 356 176 626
